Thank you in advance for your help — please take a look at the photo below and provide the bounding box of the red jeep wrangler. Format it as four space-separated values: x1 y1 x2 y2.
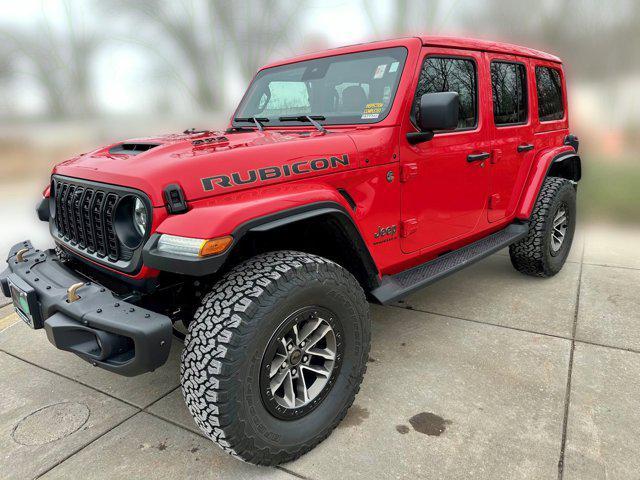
2 36 580 465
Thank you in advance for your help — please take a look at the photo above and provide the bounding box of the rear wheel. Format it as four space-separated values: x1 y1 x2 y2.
509 177 576 277
180 251 370 465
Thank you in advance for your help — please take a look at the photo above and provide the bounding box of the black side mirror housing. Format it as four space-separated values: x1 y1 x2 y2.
407 92 460 145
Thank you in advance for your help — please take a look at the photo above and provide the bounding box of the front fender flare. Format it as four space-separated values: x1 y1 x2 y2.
143 199 378 281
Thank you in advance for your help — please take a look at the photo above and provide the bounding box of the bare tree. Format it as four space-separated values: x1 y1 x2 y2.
361 0 459 37
106 0 307 111
462 0 640 80
106 0 224 110
208 0 307 81
0 45 14 116
0 1 100 118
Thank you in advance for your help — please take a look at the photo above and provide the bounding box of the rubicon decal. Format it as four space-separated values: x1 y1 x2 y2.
201 154 350 191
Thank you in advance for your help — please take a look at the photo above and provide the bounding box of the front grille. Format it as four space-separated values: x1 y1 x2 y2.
53 177 137 265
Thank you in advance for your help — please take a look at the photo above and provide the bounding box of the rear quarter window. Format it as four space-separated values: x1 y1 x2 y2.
536 66 565 122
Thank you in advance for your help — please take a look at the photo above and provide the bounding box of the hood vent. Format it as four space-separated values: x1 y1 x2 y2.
109 143 160 156
192 136 229 146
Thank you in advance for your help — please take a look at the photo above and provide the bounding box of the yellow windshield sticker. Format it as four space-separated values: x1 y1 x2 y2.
362 102 384 119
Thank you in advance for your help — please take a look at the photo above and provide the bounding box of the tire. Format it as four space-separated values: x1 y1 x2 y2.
509 177 576 277
180 250 370 465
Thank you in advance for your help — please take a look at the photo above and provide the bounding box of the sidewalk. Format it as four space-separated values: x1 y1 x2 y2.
0 224 638 479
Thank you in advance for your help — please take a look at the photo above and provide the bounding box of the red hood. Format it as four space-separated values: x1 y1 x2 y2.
53 129 361 206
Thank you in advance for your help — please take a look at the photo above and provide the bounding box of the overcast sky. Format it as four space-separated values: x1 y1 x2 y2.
0 0 473 115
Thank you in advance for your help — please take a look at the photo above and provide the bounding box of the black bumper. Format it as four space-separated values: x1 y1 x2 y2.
1 240 173 376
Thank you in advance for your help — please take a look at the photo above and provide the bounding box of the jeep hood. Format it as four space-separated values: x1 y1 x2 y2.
53 129 360 206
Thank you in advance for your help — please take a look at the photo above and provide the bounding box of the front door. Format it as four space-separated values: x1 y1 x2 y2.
400 48 490 253
485 54 536 222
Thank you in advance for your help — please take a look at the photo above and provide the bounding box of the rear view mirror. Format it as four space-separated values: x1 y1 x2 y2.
407 92 460 145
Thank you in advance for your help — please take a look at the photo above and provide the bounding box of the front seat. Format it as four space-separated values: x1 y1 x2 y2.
340 85 368 112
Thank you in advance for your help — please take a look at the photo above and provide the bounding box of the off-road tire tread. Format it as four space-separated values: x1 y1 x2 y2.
181 250 370 466
509 177 574 277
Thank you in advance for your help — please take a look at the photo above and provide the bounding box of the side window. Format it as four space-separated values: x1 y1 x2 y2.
413 56 477 130
491 62 528 125
536 66 564 122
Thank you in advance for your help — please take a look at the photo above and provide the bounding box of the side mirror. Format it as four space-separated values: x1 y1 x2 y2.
407 92 460 145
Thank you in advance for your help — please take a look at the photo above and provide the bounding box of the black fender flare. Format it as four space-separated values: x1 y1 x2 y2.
547 151 581 182
144 201 380 286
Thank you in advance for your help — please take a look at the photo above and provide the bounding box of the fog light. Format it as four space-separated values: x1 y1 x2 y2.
157 234 232 257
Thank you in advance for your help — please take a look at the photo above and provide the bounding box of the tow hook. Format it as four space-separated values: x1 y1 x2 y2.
67 282 84 303
15 248 29 262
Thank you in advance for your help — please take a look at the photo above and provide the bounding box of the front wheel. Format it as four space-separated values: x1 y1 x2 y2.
180 251 370 465
509 177 577 277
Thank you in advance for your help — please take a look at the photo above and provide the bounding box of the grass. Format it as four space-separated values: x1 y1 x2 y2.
578 155 640 224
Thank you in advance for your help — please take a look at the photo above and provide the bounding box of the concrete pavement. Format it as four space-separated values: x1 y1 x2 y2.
0 223 639 479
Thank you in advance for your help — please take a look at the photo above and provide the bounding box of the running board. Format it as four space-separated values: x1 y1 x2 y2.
371 222 529 304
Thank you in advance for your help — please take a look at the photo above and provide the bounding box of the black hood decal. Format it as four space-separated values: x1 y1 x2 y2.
201 154 350 191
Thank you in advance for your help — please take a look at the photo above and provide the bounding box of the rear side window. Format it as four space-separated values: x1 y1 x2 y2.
491 62 528 125
536 66 565 121
414 56 477 130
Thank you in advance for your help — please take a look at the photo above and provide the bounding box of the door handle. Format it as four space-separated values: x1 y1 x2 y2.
467 152 491 163
517 144 534 153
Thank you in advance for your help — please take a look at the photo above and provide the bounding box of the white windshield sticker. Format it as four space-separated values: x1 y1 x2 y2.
374 64 387 79
389 61 399 73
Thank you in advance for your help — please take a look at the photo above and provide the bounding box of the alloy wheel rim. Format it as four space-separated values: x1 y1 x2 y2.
551 204 568 253
260 306 343 420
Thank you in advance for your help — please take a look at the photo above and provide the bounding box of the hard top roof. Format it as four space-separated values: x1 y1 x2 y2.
419 35 562 63
261 36 562 70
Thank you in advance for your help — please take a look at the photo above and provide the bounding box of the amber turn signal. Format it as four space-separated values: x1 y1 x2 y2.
199 236 233 257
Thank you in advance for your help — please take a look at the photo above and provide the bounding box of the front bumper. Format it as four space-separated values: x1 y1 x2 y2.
1 240 172 376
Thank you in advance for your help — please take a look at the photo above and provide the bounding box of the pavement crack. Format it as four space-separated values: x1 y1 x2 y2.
141 384 181 410
276 466 317 480
0 349 141 410
389 303 640 356
581 262 640 272
388 304 572 342
144 410 208 440
33 410 140 479
557 237 585 480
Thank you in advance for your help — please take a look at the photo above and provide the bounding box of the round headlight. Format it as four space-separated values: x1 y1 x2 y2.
133 198 148 236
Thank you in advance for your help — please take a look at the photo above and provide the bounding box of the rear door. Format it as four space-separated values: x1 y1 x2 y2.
399 47 491 253
485 54 536 223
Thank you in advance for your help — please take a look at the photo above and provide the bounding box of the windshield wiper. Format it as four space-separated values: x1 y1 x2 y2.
278 115 327 134
234 117 269 131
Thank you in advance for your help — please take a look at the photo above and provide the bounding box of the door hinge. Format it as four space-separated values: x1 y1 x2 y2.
488 193 501 209
400 163 418 183
400 218 418 237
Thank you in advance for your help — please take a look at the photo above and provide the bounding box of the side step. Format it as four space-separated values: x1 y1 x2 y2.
371 222 529 304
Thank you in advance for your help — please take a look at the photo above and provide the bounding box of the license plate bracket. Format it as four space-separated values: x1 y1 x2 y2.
7 275 43 329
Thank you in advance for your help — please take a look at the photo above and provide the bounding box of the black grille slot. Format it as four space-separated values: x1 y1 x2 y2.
53 179 126 264
81 189 95 252
104 193 119 261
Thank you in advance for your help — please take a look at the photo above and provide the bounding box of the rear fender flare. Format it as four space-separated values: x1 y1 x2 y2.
516 147 581 219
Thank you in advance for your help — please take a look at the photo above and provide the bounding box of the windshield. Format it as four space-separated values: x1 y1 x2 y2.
234 47 408 127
